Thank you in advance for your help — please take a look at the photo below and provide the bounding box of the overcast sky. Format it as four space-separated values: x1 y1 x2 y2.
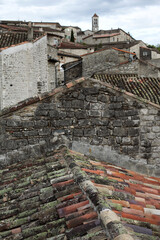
1 0 160 45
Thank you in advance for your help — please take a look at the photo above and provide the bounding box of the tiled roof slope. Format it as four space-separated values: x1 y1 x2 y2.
0 146 160 239
0 147 106 240
93 73 160 105
70 150 160 239
58 41 88 49
0 32 42 48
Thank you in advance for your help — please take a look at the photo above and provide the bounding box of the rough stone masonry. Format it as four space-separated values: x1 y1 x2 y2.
0 78 160 177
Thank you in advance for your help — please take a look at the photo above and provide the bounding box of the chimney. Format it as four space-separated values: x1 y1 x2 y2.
28 21 33 41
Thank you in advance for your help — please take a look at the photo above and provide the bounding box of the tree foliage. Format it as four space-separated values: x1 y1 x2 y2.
147 44 160 52
70 29 75 42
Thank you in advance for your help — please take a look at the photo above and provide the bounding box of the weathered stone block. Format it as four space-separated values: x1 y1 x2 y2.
34 120 49 127
113 120 122 127
49 110 59 118
7 119 22 127
86 95 97 102
83 87 99 95
97 127 110 137
89 110 101 117
78 119 90 126
113 128 127 137
84 128 96 137
22 121 34 128
73 129 83 137
128 128 139 137
109 103 122 110
102 110 115 118
62 100 71 108
97 94 109 103
35 110 48 116
39 128 52 136
75 111 87 119
152 126 160 133
122 137 131 145
71 100 84 109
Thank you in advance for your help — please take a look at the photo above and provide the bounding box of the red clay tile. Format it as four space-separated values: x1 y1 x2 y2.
142 187 159 195
152 214 160 222
52 179 74 188
122 208 144 217
57 192 82 202
135 192 146 199
93 183 114 191
146 193 160 200
11 227 21 234
143 178 160 186
130 204 144 211
124 187 136 195
110 199 130 208
110 172 130 180
135 197 146 204
122 212 158 225
66 82 74 88
82 168 105 175
66 211 98 228
107 176 124 182
57 200 89 218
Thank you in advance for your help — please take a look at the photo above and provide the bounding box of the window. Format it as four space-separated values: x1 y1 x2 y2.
143 51 148 56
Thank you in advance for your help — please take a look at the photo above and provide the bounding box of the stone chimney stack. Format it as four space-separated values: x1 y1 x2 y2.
28 21 33 41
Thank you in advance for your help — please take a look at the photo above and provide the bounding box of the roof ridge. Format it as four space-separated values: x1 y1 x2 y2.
65 150 134 240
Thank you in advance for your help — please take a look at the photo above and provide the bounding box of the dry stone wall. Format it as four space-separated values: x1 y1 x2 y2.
0 79 160 176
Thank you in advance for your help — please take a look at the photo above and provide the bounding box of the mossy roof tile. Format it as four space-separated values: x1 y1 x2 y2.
0 147 160 239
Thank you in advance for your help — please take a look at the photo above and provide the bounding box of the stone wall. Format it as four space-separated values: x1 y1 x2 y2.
138 60 160 78
82 49 119 77
106 61 138 74
0 36 49 110
62 60 82 83
0 78 160 176
82 49 138 77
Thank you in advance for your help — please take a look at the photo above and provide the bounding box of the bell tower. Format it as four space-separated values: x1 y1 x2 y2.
92 13 99 32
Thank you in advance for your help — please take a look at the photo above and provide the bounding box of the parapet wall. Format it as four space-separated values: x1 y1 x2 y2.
0 78 160 176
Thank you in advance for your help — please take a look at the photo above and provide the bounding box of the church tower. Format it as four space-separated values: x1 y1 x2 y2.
92 13 99 32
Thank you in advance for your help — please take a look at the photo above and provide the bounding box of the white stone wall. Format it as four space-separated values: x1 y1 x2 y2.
0 35 49 110
130 41 146 59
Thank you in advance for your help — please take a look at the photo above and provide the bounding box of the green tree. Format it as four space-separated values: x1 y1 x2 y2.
70 29 75 42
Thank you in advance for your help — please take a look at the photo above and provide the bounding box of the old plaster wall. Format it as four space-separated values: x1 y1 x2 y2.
82 49 119 77
0 36 49 110
0 79 160 177
138 61 160 78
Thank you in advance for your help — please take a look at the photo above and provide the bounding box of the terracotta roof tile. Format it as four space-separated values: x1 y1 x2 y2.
93 73 160 105
58 41 88 49
0 32 42 49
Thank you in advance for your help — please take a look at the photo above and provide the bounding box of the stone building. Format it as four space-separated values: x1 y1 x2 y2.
0 31 61 110
63 26 81 41
92 13 99 32
83 29 134 46
58 41 94 56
